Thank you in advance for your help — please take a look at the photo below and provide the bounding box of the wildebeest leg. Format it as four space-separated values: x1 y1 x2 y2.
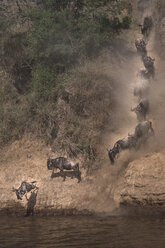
109 154 114 164
60 170 66 181
77 172 81 183
73 163 81 183
51 168 56 178
149 126 155 136
75 169 81 183
25 192 28 201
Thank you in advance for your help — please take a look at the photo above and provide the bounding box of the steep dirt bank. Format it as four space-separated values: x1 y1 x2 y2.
114 151 165 209
0 28 140 215
0 137 119 215
1 0 165 216
0 0 140 215
111 0 165 211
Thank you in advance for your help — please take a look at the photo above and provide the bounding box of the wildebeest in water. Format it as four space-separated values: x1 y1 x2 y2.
47 157 81 182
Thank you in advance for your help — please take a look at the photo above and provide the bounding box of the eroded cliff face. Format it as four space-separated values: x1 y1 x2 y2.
1 0 165 216
112 0 165 211
114 152 165 209
0 137 119 215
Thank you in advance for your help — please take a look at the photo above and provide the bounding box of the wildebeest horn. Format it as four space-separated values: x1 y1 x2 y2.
12 187 16 192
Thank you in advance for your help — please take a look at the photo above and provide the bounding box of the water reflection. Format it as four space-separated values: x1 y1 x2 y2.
0 215 165 248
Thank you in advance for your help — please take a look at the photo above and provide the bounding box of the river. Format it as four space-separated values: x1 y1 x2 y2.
0 215 165 248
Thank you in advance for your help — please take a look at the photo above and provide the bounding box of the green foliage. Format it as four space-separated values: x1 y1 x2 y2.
0 0 132 146
121 15 132 29
0 95 26 145
31 63 56 99
79 138 92 156
26 0 131 69
1 0 132 98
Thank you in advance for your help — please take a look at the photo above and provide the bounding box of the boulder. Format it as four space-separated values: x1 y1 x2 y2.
114 152 165 209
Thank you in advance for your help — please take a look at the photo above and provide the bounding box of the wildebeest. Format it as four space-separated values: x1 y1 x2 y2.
138 69 152 79
135 38 147 57
133 79 150 98
12 181 38 200
108 134 137 164
108 120 154 164
140 16 153 37
26 188 38 216
134 120 154 141
131 99 149 121
143 56 155 75
47 157 81 182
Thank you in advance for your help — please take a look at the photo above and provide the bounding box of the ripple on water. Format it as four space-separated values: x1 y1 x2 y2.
0 215 165 248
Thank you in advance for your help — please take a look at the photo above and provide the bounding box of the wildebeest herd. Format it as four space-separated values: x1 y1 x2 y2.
108 16 155 164
13 16 154 215
13 158 81 198
13 157 81 215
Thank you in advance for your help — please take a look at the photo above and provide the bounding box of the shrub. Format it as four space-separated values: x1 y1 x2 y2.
0 0 132 146
31 63 56 100
122 15 132 29
26 0 132 70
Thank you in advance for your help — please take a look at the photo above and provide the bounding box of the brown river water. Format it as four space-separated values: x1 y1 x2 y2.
0 215 165 248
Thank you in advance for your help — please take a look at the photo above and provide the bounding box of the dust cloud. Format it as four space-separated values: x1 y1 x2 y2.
93 0 165 214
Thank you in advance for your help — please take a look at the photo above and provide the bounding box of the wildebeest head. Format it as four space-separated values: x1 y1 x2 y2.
16 190 22 200
108 149 115 164
12 187 22 200
47 158 53 170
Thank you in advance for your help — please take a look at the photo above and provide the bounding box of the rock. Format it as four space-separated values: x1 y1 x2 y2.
114 152 165 209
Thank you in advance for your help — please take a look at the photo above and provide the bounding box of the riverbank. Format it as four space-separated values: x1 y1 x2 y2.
1 0 165 216
1 136 165 216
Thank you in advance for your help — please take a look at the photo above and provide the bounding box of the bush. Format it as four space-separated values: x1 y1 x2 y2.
31 63 56 100
122 15 132 29
26 0 132 70
0 0 132 146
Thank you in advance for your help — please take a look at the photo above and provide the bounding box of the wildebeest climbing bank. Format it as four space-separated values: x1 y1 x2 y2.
3 0 163 217
12 12 157 215
108 15 155 164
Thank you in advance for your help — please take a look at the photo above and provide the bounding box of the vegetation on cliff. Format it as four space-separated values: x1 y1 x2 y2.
0 0 131 158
